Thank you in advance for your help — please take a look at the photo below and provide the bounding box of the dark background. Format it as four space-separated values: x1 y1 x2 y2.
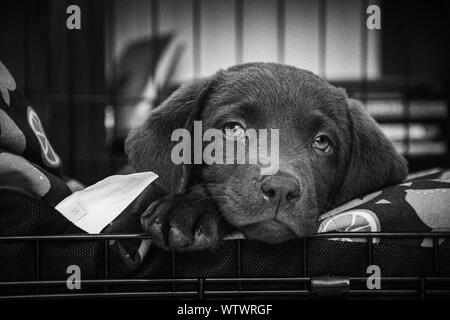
0 0 449 185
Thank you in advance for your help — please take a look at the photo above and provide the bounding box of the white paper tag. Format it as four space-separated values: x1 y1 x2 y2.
55 172 159 234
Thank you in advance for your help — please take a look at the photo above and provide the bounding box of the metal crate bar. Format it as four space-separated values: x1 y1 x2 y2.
0 278 198 288
1 231 449 299
0 291 199 300
34 241 40 295
0 232 449 241
104 239 109 292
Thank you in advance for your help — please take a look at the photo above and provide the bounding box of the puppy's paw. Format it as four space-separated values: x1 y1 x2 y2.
141 191 221 251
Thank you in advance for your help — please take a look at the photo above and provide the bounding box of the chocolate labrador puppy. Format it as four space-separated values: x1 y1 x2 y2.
125 63 408 251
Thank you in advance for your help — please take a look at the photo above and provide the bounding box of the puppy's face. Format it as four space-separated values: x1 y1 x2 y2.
200 65 350 242
126 63 408 245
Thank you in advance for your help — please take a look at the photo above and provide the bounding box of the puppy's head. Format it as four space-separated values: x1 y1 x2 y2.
126 63 408 243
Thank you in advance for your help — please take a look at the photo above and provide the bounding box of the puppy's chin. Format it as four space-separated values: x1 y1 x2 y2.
240 221 297 244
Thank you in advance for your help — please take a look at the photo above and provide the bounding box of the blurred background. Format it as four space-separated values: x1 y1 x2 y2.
0 0 448 185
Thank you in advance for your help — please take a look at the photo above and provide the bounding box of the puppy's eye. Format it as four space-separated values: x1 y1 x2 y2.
313 134 332 153
223 122 246 139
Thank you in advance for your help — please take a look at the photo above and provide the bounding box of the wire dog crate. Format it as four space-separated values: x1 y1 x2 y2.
0 0 449 302
0 232 449 300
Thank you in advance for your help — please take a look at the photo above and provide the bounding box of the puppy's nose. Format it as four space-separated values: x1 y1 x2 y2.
260 174 300 207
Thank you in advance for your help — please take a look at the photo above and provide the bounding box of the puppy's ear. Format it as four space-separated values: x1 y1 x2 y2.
333 98 408 205
125 77 215 193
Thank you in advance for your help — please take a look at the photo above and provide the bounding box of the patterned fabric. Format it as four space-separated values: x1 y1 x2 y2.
318 169 450 247
0 61 70 206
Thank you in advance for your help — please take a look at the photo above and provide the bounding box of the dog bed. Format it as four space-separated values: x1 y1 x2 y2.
1 60 449 296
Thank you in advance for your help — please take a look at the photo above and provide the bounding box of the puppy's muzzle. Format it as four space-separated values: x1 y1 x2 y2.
260 173 301 208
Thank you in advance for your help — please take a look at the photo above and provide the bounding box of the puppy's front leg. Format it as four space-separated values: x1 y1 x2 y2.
141 186 225 251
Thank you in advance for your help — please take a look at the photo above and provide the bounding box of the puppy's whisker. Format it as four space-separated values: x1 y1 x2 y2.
204 183 242 198
182 180 213 192
204 171 241 183
191 195 225 204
